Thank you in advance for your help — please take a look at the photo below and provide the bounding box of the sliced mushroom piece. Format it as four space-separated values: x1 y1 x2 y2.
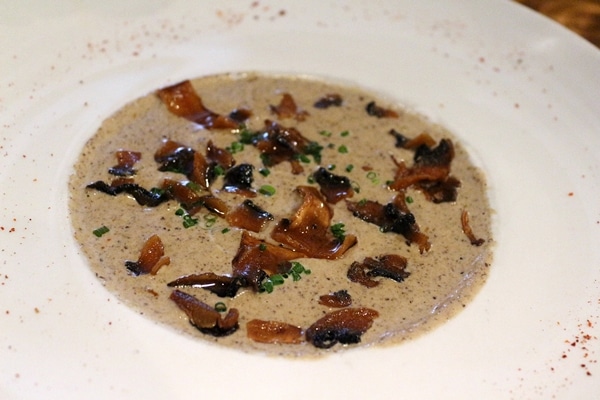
222 163 256 197
167 272 245 298
156 80 238 129
312 167 354 204
272 186 357 259
124 234 170 276
305 307 379 349
231 231 301 291
318 289 353 308
225 200 274 232
169 289 239 337
270 93 309 121
86 180 170 207
246 319 304 344
108 150 141 176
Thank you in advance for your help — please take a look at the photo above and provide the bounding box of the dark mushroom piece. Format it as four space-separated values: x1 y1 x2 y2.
225 200 273 232
86 180 170 207
222 163 256 197
270 93 309 121
246 319 304 344
272 186 357 259
348 255 410 288
108 150 141 176
461 210 485 246
156 80 238 129
346 194 430 253
167 272 245 298
318 289 352 308
312 167 354 204
305 307 379 349
313 93 343 109
365 101 399 118
169 289 239 337
124 234 170 276
231 231 301 291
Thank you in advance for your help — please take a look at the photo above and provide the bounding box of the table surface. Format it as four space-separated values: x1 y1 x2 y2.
517 0 600 47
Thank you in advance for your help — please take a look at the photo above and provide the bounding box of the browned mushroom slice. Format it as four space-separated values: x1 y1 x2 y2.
222 163 256 197
305 307 379 349
312 167 354 204
232 231 301 291
206 140 235 169
461 210 485 246
154 140 214 188
160 179 228 216
246 319 304 344
346 195 430 253
416 176 461 203
365 101 399 118
348 255 410 287
225 200 273 232
318 289 352 308
313 93 343 109
86 180 170 207
169 289 239 337
125 234 170 276
388 139 455 191
167 272 245 298
108 150 141 176
389 130 437 150
228 108 252 124
255 120 312 175
156 80 238 129
272 186 357 259
270 93 309 121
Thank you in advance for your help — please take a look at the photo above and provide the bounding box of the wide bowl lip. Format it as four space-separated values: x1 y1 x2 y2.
1 1 600 399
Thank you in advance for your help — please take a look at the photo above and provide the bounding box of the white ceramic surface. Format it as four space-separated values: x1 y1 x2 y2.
1 1 599 399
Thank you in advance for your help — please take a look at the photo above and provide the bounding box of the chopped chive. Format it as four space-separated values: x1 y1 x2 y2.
221 227 231 234
345 164 354 173
259 168 270 177
204 214 217 228
92 226 109 237
330 223 346 240
319 130 332 137
338 144 348 154
307 175 315 184
299 154 311 163
366 171 380 184
406 196 414 204
228 141 244 154
271 274 285 285
259 243 267 251
358 198 368 206
182 215 198 228
340 130 350 137
214 302 227 312
259 185 276 196
327 164 336 171
175 208 185 216
213 165 225 176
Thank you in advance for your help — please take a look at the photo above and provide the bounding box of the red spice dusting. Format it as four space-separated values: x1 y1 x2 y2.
568 192 574 197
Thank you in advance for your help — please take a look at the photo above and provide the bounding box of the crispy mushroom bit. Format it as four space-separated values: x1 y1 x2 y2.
347 254 410 288
313 93 343 109
365 101 399 118
270 93 309 121
86 180 170 207
160 178 228 216
225 200 274 232
232 231 301 291
108 150 141 176
206 140 235 170
167 272 245 298
346 194 431 253
272 186 357 259
417 176 461 203
228 108 252 124
124 234 170 276
254 120 317 175
389 130 437 150
156 80 238 129
318 289 353 308
246 319 304 344
461 210 485 246
388 139 455 191
154 140 214 189
169 289 239 337
305 307 379 349
222 163 256 197
312 167 354 204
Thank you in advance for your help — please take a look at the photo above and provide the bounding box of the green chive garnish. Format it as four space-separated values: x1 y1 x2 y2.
92 226 109 237
259 185 276 196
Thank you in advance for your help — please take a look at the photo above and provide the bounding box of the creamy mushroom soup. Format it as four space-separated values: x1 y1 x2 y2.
69 73 493 356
